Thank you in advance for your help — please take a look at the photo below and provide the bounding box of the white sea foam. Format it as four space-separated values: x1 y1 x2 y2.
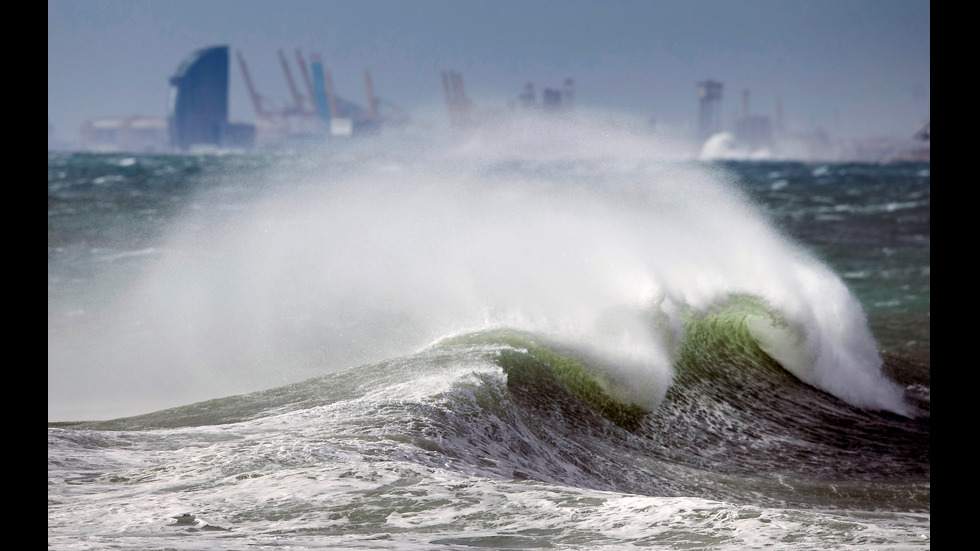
699 131 772 161
48 412 930 550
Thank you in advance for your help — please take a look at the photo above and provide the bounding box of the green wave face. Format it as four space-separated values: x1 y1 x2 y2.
446 329 650 431
673 295 789 380
444 297 794 434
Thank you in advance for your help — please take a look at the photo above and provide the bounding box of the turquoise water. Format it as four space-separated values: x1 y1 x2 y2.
48 122 929 549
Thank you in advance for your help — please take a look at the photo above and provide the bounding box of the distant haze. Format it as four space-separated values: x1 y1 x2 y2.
48 0 929 145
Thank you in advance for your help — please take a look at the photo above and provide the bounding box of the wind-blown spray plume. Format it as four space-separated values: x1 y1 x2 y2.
49 110 909 418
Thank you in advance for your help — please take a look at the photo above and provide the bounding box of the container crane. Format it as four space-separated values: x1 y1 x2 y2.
236 50 285 119
362 70 408 130
278 49 316 117
322 68 340 121
236 50 290 146
313 60 346 136
295 50 318 114
364 70 379 121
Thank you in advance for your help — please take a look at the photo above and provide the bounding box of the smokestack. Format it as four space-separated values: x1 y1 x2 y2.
742 89 750 119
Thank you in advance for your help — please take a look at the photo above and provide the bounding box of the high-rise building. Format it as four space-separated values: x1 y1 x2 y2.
697 80 723 143
168 45 238 150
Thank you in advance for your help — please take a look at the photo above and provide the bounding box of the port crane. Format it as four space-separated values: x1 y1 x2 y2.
236 50 288 120
238 49 407 141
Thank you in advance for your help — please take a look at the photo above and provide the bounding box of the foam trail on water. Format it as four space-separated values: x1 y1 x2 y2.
52 109 909 418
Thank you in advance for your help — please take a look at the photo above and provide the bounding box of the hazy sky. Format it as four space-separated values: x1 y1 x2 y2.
48 0 930 143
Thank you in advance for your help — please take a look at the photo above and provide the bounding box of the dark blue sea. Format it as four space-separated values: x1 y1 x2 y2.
48 116 929 549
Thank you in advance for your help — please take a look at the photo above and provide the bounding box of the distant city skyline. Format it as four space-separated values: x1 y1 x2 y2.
48 0 930 146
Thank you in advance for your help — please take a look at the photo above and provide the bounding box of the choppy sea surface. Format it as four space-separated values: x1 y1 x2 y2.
49 118 929 549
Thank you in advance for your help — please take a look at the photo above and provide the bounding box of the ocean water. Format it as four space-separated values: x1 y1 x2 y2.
48 115 930 549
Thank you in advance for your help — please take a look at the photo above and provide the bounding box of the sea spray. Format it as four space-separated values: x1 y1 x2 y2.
48 145 931 550
49 110 908 418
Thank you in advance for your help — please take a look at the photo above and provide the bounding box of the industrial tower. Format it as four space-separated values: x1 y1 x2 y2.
441 71 472 128
734 89 772 151
697 79 723 143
